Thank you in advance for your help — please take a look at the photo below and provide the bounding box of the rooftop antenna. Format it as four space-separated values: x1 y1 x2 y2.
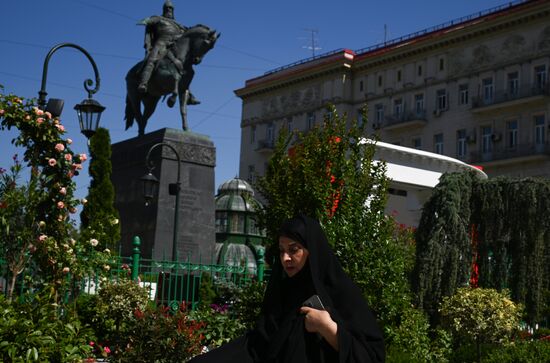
301 28 321 57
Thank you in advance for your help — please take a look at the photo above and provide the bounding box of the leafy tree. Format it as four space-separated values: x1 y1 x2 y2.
414 173 550 325
80 127 120 251
440 287 522 363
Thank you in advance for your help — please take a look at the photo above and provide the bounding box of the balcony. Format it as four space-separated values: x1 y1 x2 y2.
383 110 428 131
472 84 550 112
469 142 550 164
255 139 275 154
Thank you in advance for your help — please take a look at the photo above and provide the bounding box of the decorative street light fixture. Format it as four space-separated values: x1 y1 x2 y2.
37 43 105 140
140 143 182 261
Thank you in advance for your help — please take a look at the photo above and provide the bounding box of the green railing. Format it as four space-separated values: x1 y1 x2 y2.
1 236 267 309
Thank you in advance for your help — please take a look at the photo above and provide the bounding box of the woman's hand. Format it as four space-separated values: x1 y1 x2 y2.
300 306 339 351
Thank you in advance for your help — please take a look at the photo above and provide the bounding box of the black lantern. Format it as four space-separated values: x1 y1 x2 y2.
75 98 106 139
38 43 105 140
140 171 159 206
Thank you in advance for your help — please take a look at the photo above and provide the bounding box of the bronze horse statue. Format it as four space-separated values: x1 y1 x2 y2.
125 24 220 136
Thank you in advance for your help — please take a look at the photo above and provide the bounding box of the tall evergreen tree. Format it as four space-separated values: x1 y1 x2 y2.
80 127 120 251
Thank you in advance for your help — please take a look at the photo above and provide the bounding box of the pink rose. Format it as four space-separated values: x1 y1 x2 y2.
57 201 65 209
25 115 31 120
55 124 65 132
62 267 70 274
67 171 74 178
37 117 44 124
34 107 44 116
72 163 82 170
66 138 73 144
38 234 47 242
0 109 4 115
55 143 65 152
59 187 67 195
64 153 72 161
48 158 57 167
44 111 52 119
104 347 111 354
80 153 88 162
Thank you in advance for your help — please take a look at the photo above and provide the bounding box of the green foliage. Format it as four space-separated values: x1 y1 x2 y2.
386 306 452 363
190 303 246 348
80 127 120 251
0 158 40 299
0 293 94 362
112 304 204 362
414 173 550 325
95 278 149 332
413 171 476 318
232 280 266 330
440 287 522 361
482 340 550 363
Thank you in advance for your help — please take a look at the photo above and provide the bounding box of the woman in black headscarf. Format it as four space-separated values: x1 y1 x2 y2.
188 215 385 362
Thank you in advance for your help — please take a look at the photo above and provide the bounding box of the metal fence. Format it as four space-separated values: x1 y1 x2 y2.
1 236 267 310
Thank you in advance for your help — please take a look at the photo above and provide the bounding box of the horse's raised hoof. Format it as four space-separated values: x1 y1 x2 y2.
167 95 177 108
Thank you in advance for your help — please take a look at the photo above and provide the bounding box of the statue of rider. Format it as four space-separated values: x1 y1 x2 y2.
138 0 186 94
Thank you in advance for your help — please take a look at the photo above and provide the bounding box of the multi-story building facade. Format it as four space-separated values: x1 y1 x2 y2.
236 0 550 182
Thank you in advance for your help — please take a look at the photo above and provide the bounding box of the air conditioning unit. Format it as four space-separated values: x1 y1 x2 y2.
491 132 502 142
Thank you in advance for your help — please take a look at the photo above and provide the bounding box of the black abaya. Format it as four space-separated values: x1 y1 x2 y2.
188 215 385 363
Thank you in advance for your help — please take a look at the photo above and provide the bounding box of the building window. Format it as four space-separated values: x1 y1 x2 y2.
506 120 518 148
247 165 256 183
413 137 422 150
436 89 447 110
418 65 422 76
457 129 467 158
359 80 364 92
266 123 274 145
481 126 493 153
250 125 256 143
375 104 384 123
507 72 519 96
482 78 494 103
397 70 402 82
439 58 445 71
434 133 444 154
459 84 469 105
535 115 546 145
414 94 424 115
535 65 547 89
378 75 383 87
393 98 403 118
306 112 316 130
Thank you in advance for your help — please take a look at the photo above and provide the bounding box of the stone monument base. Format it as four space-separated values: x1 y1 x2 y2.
111 128 216 263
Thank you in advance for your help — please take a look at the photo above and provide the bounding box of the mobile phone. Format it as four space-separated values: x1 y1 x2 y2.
302 294 325 310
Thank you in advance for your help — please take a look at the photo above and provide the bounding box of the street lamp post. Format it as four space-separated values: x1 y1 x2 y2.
140 143 181 261
38 42 105 140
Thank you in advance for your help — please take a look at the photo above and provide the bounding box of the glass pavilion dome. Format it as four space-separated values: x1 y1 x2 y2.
214 177 266 270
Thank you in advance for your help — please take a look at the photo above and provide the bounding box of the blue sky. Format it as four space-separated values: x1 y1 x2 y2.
1 0 509 205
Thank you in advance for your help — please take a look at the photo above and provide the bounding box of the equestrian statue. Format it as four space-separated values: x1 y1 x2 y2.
125 0 220 136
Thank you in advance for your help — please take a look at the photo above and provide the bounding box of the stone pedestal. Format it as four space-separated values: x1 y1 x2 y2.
111 128 216 263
